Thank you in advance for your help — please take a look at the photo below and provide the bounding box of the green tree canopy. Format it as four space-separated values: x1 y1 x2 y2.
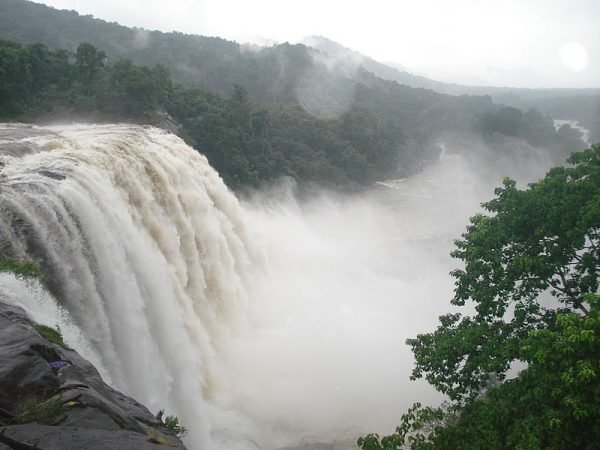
74 42 105 83
410 145 600 401
360 145 600 449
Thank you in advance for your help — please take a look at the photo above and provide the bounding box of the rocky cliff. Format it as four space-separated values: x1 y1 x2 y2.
0 300 187 449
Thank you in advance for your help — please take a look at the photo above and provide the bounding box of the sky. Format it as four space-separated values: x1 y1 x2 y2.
33 0 600 88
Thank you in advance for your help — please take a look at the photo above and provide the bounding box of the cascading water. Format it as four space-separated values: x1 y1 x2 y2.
0 124 555 449
0 124 263 449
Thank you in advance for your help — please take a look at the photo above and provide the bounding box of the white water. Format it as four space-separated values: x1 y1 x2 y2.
0 272 110 381
0 124 541 449
0 124 258 448
553 119 592 146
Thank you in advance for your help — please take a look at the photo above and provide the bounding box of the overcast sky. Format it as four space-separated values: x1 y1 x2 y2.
33 0 599 88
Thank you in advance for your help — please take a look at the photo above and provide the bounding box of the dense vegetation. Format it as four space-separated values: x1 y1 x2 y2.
0 255 42 278
0 40 170 119
34 324 68 349
0 1 591 188
359 145 600 449
0 37 584 189
305 36 600 143
0 39 416 187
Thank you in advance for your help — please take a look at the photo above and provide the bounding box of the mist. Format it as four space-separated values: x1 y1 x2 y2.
0 123 586 449
33 0 600 89
200 135 559 448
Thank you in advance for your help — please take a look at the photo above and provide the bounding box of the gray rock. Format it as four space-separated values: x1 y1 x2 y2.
0 424 182 449
0 303 60 413
37 170 66 181
0 301 187 449
150 108 182 136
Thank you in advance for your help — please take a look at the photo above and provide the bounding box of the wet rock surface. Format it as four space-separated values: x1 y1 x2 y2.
149 108 182 136
0 301 187 449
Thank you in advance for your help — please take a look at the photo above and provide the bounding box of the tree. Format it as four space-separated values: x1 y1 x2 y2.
0 40 28 115
380 295 600 450
75 42 105 85
105 59 172 117
478 106 523 137
410 145 600 400
360 145 600 449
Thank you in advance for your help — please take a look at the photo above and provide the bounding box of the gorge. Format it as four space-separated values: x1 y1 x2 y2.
0 123 574 449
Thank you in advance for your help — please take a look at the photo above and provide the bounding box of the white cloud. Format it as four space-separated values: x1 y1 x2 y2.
560 42 589 72
33 0 599 88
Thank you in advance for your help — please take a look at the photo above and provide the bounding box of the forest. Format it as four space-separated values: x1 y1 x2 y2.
0 38 584 189
0 0 593 189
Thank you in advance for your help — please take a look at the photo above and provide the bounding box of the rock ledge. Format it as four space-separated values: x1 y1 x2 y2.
0 301 186 449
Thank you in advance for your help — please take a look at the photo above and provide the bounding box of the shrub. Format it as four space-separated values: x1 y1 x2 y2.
15 396 65 425
35 324 68 349
0 258 42 278
156 409 188 437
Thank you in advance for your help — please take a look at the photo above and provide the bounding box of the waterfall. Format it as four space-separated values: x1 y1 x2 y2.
0 124 262 449
1 124 511 449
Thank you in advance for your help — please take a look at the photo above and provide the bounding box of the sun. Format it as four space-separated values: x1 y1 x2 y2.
560 42 589 72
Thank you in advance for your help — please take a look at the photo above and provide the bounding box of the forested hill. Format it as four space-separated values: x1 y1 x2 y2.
0 0 314 100
0 0 236 94
0 0 588 189
303 36 600 142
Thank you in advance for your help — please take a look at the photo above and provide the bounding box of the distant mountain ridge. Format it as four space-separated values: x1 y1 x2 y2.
0 0 594 188
0 0 503 124
2 1 597 107
301 35 600 140
302 35 600 99
301 35 447 92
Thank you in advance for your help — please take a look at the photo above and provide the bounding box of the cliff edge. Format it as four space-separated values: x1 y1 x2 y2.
0 300 187 449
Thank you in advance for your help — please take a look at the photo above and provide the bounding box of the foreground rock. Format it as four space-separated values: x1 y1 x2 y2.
0 301 186 449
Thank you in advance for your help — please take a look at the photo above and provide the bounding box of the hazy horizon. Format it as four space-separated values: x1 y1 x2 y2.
30 0 599 90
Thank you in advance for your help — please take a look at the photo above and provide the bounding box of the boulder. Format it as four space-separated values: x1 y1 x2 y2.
0 301 186 449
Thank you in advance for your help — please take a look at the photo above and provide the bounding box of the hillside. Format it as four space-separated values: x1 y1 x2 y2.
0 0 589 189
2 1 598 127
302 36 600 142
